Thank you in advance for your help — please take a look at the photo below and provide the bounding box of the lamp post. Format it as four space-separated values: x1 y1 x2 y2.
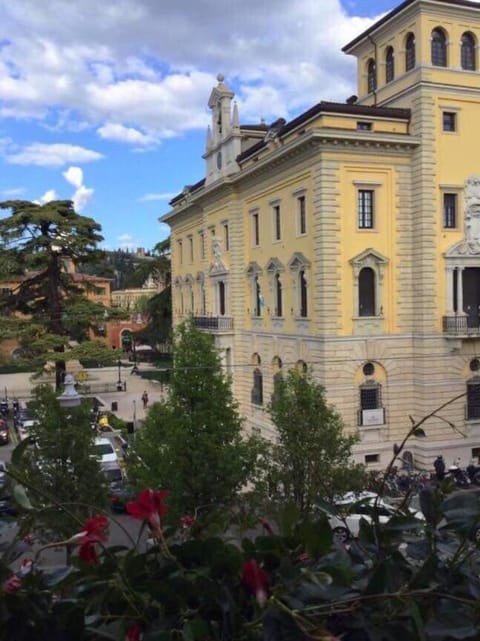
57 374 81 408
117 358 123 391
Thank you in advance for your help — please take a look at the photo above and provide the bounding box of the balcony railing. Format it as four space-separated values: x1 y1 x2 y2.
192 316 234 331
443 315 480 337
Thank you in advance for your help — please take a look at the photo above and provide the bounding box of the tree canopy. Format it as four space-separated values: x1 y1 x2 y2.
129 319 263 518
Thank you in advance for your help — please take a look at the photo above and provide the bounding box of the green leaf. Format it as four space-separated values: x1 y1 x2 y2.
13 483 33 510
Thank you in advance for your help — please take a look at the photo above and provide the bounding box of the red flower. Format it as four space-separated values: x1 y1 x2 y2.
126 623 142 641
242 559 269 607
71 515 109 565
180 515 195 528
23 535 34 545
259 518 273 534
3 575 22 593
79 542 99 565
126 489 169 527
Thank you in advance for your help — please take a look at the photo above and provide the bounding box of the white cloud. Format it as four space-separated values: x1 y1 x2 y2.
117 233 134 249
63 165 83 188
139 191 177 202
0 0 379 142
37 189 57 204
0 186 25 197
97 122 157 147
6 143 104 167
72 183 93 211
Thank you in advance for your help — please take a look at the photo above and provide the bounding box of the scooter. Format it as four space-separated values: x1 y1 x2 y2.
448 465 471 488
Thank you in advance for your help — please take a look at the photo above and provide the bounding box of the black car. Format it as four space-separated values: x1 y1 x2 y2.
0 420 9 445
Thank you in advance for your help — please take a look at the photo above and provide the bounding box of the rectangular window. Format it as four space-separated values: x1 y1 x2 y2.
360 386 381 410
251 211 260 246
273 204 281 241
199 231 205 260
365 454 379 464
443 111 456 132
443 193 457 228
297 195 306 234
177 240 183 265
188 236 193 262
358 190 374 229
357 121 372 131
223 223 229 251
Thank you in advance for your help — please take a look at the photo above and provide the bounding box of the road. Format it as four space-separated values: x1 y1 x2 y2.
0 415 149 570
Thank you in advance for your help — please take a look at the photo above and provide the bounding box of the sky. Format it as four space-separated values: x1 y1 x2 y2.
0 0 418 251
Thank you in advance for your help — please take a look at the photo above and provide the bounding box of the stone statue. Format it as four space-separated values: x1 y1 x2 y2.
212 236 223 266
464 175 480 249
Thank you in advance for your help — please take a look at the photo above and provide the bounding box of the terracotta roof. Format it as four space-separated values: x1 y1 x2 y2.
343 0 480 52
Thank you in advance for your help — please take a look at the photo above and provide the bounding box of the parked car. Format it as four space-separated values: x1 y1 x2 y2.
326 492 423 543
14 409 38 441
93 437 118 466
0 420 9 445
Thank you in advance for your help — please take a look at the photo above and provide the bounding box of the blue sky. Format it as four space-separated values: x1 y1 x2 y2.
0 0 406 250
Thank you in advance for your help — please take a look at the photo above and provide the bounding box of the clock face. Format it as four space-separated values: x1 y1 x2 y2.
217 151 222 169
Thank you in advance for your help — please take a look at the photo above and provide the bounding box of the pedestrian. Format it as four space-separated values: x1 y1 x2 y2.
141 391 149 409
434 455 446 481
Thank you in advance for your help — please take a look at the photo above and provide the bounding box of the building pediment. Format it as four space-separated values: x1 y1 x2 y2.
445 239 480 257
349 248 389 267
265 257 284 273
246 261 263 276
287 252 311 271
209 261 228 276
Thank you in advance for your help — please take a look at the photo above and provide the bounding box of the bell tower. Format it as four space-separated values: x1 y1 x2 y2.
204 74 241 185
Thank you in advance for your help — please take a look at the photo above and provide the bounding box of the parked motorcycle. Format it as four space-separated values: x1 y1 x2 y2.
448 465 471 488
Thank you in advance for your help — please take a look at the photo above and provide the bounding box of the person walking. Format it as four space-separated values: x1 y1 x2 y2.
141 391 149 409
434 455 446 481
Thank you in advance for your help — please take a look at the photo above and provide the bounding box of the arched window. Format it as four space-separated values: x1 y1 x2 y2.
431 28 447 67
461 32 476 71
254 276 263 317
296 360 308 375
252 369 263 406
467 377 480 420
385 47 394 83
299 270 308 318
359 267 376 316
274 273 283 317
271 356 283 404
405 33 416 71
367 58 377 93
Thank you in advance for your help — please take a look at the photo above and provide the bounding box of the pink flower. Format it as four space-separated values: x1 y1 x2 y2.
126 623 142 641
297 552 310 562
126 489 169 527
3 575 22 593
242 559 269 607
180 515 195 528
23 535 34 545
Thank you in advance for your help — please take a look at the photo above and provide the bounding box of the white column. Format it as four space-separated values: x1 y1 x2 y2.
458 267 464 313
446 267 454 313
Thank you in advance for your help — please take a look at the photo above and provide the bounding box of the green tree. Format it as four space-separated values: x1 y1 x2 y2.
129 319 264 518
0 199 119 387
11 385 108 541
267 368 366 513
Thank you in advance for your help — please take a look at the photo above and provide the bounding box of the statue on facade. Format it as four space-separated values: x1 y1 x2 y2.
464 175 480 252
212 236 223 267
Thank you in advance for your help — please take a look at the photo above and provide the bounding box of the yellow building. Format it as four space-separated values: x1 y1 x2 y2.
163 0 480 469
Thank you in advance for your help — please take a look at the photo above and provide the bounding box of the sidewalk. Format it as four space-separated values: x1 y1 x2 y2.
0 365 167 424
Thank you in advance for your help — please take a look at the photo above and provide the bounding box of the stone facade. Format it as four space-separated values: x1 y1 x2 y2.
163 0 480 470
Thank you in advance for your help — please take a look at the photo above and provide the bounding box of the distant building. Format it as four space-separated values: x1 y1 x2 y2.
163 0 480 469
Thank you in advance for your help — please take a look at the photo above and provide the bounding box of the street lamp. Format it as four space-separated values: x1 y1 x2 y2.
117 358 123 391
57 374 81 408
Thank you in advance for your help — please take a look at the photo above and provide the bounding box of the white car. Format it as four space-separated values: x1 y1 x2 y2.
17 417 39 441
93 438 118 466
327 492 422 543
